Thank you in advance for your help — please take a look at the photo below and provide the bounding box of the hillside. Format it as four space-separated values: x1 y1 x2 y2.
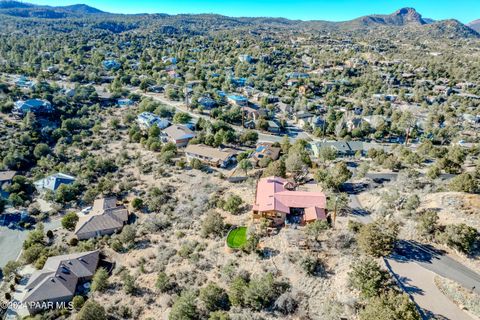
468 19 480 32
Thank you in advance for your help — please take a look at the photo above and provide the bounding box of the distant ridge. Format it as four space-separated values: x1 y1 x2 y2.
0 0 105 18
0 2 477 39
468 19 480 32
61 4 104 14
353 7 428 26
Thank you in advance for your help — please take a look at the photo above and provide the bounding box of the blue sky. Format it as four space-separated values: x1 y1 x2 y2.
28 0 479 23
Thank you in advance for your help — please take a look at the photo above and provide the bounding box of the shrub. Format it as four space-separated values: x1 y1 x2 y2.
119 225 136 247
274 291 299 315
169 290 198 320
2 261 20 278
449 173 478 193
155 272 172 293
91 268 109 292
299 256 324 276
72 295 85 310
208 311 230 320
201 211 226 238
200 282 230 312
348 258 392 299
357 219 398 257
131 198 144 210
438 223 478 254
62 212 79 231
46 230 54 239
223 195 243 214
359 291 420 320
416 210 439 240
122 271 136 295
76 300 107 320
190 158 204 170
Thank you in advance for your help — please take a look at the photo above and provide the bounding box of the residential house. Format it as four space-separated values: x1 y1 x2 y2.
267 120 281 133
167 70 181 79
362 115 388 129
13 99 53 117
286 72 310 79
102 60 121 70
147 85 164 93
198 96 218 110
34 173 76 192
22 250 100 314
298 116 323 130
276 102 294 115
136 112 170 130
252 176 327 227
293 111 313 123
75 198 129 240
239 54 254 63
15 76 34 89
117 99 134 107
230 77 247 87
0 170 16 199
227 94 248 107
185 144 237 168
162 125 196 147
250 143 281 166
346 118 365 132
311 141 390 158
162 56 177 64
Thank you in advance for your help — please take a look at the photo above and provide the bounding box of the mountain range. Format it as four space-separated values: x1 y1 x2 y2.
0 1 103 18
0 1 478 39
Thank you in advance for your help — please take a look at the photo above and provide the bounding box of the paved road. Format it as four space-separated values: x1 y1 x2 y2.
138 91 299 144
395 240 480 295
385 257 474 320
0 219 61 268
347 189 480 319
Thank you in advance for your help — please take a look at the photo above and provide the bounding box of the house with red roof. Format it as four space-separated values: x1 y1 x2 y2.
252 176 327 227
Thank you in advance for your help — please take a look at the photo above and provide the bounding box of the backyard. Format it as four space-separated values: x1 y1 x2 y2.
226 226 247 249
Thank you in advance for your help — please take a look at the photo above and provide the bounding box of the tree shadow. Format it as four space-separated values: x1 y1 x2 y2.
396 275 425 296
392 240 445 265
341 182 369 194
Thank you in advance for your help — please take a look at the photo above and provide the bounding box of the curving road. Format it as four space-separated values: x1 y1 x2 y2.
346 185 480 320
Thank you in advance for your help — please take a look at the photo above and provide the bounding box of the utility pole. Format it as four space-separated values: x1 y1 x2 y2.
332 195 338 228
184 85 189 111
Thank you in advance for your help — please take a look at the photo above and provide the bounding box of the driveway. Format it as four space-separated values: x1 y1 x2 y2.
4 265 35 320
0 218 61 268
386 257 474 320
347 188 480 320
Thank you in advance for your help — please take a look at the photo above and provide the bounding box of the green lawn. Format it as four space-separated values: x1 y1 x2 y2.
226 226 247 249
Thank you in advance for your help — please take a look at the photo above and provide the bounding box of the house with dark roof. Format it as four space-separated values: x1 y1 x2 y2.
22 250 100 314
75 197 129 240
250 143 281 166
252 176 327 227
198 96 218 109
34 173 76 193
311 141 390 158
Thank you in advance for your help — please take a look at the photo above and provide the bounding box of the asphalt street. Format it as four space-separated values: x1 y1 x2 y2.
0 218 61 268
